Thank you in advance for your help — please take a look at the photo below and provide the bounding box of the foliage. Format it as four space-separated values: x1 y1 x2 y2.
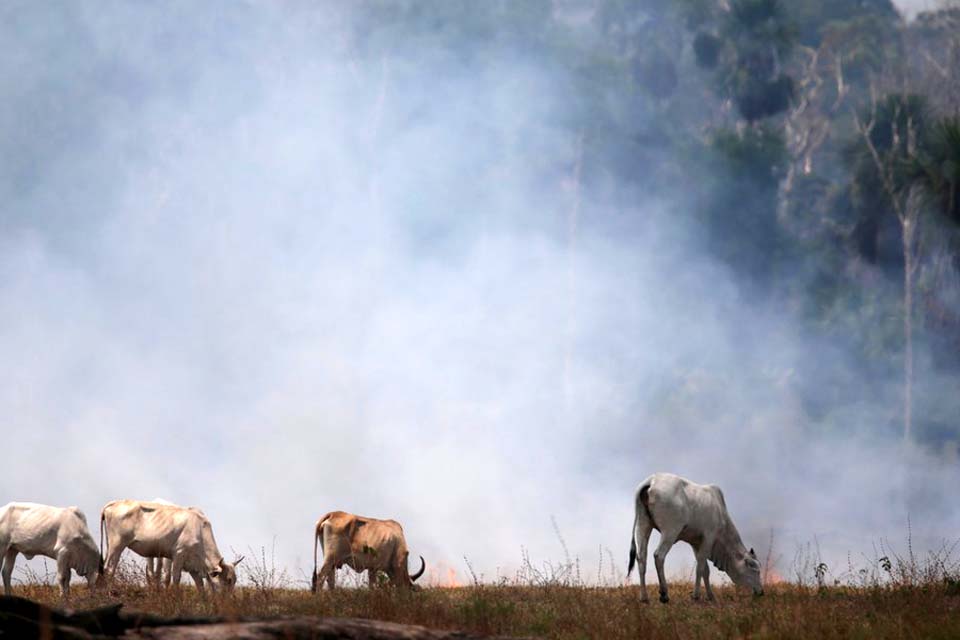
692 31 721 69
787 0 899 47
909 117 960 225
845 94 930 265
337 0 960 447
694 125 789 286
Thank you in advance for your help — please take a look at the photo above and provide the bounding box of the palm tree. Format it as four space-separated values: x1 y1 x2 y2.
908 117 960 226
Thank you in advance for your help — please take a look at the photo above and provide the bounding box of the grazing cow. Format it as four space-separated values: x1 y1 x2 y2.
627 473 763 603
0 502 102 599
101 500 241 592
140 499 245 589
311 511 425 591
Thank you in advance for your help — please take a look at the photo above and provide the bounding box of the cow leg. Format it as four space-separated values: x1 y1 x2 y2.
653 528 680 604
633 516 653 603
317 559 337 590
161 558 173 588
700 551 715 601
169 555 185 589
188 570 206 596
104 539 127 583
368 569 377 588
1 549 16 595
56 552 71 600
145 557 158 587
692 547 704 600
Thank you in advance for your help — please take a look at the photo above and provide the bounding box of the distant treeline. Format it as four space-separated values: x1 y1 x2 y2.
347 0 960 450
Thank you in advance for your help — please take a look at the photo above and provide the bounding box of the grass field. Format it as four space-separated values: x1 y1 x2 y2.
10 535 960 639
13 576 960 639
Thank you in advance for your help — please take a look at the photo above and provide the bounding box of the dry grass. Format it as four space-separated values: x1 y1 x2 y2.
14 581 960 639
13 579 960 639
11 536 960 639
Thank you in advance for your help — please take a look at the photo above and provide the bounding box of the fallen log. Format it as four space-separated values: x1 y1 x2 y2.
0 596 528 640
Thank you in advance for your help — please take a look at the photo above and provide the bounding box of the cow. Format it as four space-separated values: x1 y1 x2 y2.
627 473 763 603
139 499 244 590
100 499 241 593
311 511 425 591
0 502 103 599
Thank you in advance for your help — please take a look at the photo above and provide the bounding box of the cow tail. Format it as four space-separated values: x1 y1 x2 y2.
312 513 331 591
628 480 655 578
99 510 106 571
312 521 319 589
639 482 657 529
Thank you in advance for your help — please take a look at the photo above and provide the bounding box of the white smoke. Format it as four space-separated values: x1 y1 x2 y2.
1 2 957 588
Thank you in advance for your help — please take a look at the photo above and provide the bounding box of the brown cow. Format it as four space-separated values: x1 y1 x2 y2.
311 511 425 591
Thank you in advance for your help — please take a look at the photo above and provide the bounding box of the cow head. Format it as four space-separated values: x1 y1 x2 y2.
212 555 243 591
85 568 103 591
730 548 763 596
89 553 106 589
75 542 104 590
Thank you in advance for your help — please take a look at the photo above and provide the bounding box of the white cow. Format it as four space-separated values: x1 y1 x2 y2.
627 472 763 603
0 502 102 599
101 499 240 592
140 499 234 589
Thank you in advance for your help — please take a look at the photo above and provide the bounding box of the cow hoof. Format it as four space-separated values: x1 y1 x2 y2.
692 594 701 601
659 592 669 604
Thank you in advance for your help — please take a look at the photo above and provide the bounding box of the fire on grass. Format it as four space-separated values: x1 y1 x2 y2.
424 562 462 588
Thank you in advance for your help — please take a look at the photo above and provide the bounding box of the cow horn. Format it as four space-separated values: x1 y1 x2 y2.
234 555 245 566
410 555 425 582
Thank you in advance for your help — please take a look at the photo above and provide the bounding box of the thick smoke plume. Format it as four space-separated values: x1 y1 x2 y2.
1 1 956 586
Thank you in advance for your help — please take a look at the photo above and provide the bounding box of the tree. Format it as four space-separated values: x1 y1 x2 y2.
787 0 898 47
687 0 798 122
694 125 790 288
723 0 797 122
909 118 960 225
850 92 930 442
908 118 960 371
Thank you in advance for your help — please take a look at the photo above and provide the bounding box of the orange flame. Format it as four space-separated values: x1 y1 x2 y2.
764 566 785 585
425 562 462 588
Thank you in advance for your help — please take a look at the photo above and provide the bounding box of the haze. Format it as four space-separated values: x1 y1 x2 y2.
2 1 957 587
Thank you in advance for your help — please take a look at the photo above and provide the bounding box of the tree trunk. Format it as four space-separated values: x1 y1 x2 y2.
901 186 921 444
902 216 914 444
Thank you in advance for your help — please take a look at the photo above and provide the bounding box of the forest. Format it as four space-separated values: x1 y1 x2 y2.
5 1 960 638
346 0 960 453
